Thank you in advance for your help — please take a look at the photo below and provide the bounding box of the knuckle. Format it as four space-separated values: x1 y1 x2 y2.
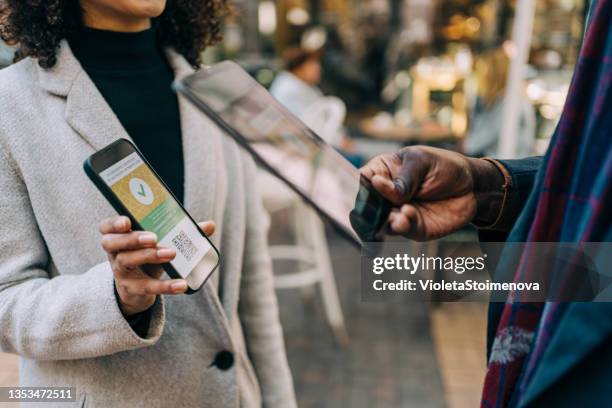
130 232 143 245
146 248 159 260
100 236 113 251
121 283 134 296
145 281 163 295
360 163 373 174
400 146 423 160
111 261 123 276
122 258 138 269
392 151 404 164
397 148 413 160
114 280 127 293
115 253 127 267
99 219 109 233
142 284 154 295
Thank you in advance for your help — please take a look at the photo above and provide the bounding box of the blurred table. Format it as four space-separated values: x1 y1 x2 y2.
358 117 457 144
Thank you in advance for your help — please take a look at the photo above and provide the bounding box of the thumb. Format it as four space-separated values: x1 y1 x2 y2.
371 153 428 206
393 152 429 204
198 220 216 236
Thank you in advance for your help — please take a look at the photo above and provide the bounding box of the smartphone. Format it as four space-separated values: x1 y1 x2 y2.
84 138 220 294
349 176 392 242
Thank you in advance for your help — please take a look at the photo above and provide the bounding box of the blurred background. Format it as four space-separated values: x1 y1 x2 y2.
0 0 588 407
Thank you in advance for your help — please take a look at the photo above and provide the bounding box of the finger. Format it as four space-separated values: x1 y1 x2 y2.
371 174 402 204
388 204 421 236
120 277 188 296
360 164 376 181
360 156 392 181
115 247 176 271
400 203 419 220
141 264 166 280
364 150 429 206
392 152 429 203
198 221 216 237
99 216 131 234
101 231 158 253
388 212 411 235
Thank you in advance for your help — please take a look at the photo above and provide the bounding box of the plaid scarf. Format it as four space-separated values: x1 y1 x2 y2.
481 1 612 407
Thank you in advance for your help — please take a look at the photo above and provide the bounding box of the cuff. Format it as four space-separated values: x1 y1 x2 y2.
471 158 521 232
113 283 155 339
85 262 165 353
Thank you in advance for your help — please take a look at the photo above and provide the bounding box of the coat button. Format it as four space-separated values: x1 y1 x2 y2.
212 350 234 370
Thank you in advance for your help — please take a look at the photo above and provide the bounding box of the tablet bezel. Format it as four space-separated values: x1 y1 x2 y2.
174 60 363 247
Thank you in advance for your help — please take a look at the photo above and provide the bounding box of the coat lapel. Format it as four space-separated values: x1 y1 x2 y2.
164 50 219 223
65 72 132 150
36 42 220 225
38 40 131 150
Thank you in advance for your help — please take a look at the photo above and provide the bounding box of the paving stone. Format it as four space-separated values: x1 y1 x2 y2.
277 232 446 408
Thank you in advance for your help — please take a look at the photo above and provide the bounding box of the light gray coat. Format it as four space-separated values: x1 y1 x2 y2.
0 42 296 408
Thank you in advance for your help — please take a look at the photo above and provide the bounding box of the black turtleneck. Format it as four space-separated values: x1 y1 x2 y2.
68 26 184 203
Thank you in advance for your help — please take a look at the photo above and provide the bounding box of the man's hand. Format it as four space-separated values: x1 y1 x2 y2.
360 146 503 241
99 216 216 316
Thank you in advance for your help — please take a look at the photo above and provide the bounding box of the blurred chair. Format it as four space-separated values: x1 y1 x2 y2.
303 96 346 147
259 171 349 347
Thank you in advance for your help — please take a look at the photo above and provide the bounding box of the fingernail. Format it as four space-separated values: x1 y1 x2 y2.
138 233 157 245
157 248 176 259
171 281 188 293
114 218 127 229
393 178 406 195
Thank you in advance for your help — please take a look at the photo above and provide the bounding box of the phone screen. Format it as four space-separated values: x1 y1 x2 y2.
99 152 213 279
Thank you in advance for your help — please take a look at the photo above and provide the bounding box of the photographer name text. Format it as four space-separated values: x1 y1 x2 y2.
371 254 540 292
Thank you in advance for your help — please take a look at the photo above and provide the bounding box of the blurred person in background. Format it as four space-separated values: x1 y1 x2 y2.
270 45 363 166
270 46 324 120
318 25 376 110
464 46 536 158
361 1 611 406
0 38 12 67
0 0 296 407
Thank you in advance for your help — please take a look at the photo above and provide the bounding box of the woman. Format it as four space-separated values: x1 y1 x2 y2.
269 47 324 119
464 46 536 159
269 46 361 165
0 1 296 407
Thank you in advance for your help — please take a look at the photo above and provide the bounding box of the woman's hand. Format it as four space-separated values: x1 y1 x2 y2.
99 216 216 316
360 146 504 241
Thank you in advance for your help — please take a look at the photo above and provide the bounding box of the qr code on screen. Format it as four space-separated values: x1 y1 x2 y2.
172 230 197 262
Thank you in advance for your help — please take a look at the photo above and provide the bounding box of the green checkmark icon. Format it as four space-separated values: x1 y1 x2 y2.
136 183 146 197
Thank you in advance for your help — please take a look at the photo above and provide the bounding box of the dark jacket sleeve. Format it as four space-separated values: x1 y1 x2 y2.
480 156 542 357
478 156 543 242
497 157 543 214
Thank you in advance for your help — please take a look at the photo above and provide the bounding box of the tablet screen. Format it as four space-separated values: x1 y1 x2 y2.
176 61 389 245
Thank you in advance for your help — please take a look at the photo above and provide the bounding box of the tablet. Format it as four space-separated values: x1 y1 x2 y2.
174 61 390 246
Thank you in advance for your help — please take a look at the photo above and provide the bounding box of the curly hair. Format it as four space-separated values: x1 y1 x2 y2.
0 0 230 69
